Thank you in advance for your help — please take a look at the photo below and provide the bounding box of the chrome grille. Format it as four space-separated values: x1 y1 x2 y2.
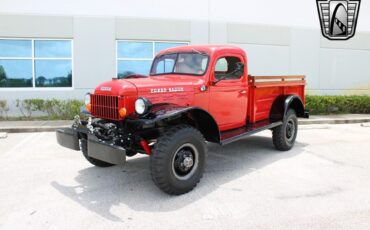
90 94 120 120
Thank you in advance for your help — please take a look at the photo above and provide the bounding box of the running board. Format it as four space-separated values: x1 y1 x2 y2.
220 120 283 145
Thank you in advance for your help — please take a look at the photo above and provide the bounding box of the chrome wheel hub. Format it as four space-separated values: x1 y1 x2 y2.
172 143 199 180
183 156 194 168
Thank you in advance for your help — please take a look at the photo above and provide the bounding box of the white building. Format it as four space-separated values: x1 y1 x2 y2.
0 0 370 115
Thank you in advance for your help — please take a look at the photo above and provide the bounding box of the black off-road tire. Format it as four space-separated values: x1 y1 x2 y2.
80 138 115 167
150 125 207 195
272 109 298 151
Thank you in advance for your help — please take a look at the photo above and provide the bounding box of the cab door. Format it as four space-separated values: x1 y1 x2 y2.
209 54 248 131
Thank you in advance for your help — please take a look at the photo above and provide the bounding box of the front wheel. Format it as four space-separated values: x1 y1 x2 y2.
272 109 298 151
150 125 207 195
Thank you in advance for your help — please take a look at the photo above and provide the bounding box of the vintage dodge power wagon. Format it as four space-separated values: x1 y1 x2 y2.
57 45 309 195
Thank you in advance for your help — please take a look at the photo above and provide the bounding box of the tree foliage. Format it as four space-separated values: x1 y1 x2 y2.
0 65 7 82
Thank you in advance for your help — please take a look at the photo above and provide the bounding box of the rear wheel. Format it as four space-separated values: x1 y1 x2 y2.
150 125 206 195
272 109 298 151
80 138 115 167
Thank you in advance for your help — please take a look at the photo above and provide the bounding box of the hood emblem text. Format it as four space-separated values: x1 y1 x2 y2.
151 87 184 94
100 86 112 91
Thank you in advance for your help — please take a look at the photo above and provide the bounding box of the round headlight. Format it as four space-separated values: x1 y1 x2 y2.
84 93 91 106
135 97 151 115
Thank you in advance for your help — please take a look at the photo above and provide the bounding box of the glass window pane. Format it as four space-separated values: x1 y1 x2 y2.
175 53 208 75
156 59 175 74
215 56 243 80
0 40 32 58
0 60 33 87
151 53 177 75
35 60 72 87
155 42 186 54
117 41 152 59
117 60 151 78
35 40 72 58
215 58 228 72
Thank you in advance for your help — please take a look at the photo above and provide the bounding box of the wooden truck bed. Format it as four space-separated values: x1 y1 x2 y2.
248 75 306 123
220 75 306 145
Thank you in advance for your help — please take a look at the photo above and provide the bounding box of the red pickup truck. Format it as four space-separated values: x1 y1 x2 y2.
57 45 309 195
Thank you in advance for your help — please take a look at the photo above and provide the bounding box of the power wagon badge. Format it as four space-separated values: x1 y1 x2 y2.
316 0 361 40
150 87 184 94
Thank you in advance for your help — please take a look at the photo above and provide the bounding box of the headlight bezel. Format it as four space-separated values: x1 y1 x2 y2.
135 97 152 115
84 93 91 106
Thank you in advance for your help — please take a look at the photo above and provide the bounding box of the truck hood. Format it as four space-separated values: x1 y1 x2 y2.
94 75 205 106
126 75 203 105
94 79 137 96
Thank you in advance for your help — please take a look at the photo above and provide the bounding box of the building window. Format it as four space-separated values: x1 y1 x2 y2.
0 39 73 88
116 41 187 78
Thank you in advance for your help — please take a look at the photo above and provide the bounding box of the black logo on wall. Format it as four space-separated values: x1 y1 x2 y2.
317 0 361 40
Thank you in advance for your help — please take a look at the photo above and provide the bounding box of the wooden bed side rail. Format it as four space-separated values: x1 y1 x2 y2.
250 75 305 81
249 75 306 88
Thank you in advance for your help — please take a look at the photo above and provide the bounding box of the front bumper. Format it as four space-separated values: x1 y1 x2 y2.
56 128 80 150
56 128 126 165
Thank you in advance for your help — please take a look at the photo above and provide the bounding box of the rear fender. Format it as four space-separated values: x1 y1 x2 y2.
270 95 306 121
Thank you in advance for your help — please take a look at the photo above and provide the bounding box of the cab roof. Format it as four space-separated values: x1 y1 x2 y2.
156 44 246 57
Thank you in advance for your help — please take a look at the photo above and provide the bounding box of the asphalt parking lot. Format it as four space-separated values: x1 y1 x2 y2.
1 123 370 229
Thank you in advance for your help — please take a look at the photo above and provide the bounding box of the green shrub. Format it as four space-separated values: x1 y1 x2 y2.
16 99 44 118
306 95 370 115
14 98 83 120
43 99 61 118
52 99 83 119
0 100 9 118
3 95 370 120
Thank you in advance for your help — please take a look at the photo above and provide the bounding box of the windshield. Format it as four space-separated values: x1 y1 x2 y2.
150 53 209 76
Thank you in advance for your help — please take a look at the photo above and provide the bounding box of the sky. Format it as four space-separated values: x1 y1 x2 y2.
0 0 369 31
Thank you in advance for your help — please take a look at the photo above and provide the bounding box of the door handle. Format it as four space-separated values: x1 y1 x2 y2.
240 90 247 94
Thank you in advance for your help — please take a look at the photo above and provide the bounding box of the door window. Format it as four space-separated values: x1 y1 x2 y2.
214 56 244 80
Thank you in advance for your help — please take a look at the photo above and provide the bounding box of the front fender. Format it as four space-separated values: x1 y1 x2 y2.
127 104 220 143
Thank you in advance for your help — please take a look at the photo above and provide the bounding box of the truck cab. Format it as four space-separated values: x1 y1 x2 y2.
137 45 249 131
57 45 309 195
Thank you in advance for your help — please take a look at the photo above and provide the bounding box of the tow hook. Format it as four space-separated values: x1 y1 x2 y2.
86 117 94 133
140 139 152 155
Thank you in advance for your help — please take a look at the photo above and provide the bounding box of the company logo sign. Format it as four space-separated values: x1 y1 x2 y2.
316 0 361 40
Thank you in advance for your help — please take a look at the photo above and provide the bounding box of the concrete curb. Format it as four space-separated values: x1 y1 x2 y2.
0 125 69 133
1 118 369 133
299 118 370 125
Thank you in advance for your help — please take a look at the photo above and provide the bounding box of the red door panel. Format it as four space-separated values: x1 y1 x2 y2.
209 81 248 131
